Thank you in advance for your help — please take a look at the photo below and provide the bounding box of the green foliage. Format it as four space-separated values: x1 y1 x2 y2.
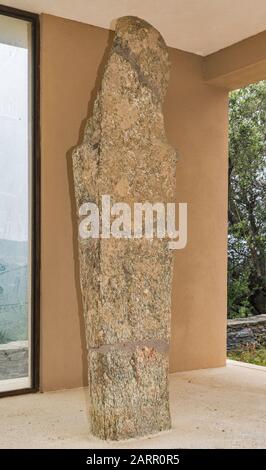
228 80 266 318
228 346 266 367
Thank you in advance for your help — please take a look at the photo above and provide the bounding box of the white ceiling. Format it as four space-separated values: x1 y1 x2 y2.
1 0 266 55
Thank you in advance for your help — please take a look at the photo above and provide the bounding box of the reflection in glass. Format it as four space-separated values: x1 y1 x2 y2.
0 14 32 390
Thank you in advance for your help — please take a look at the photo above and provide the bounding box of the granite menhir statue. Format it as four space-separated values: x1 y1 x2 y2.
72 16 177 440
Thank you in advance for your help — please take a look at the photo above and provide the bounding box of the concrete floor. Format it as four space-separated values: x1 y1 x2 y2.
0 361 265 449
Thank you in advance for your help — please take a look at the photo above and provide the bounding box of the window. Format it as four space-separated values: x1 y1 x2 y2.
0 7 39 395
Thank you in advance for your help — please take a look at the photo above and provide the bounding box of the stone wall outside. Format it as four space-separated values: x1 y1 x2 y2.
227 315 266 351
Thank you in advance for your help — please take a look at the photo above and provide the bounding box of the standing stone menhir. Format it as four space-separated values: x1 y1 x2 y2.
72 16 177 440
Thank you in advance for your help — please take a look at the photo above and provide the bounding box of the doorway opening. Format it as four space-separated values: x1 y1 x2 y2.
227 79 266 366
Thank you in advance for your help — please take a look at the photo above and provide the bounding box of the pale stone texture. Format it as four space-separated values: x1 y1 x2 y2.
72 16 177 440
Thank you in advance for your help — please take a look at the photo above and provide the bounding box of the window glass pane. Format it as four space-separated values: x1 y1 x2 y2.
0 14 32 392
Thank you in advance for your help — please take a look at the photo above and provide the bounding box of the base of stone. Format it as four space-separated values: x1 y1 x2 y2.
89 345 171 440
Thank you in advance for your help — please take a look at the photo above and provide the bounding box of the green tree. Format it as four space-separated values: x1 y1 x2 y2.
228 80 266 318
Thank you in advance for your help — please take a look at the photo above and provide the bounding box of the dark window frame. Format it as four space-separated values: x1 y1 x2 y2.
0 4 40 397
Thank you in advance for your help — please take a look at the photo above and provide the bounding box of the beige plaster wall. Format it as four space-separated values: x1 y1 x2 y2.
203 31 266 90
40 14 228 391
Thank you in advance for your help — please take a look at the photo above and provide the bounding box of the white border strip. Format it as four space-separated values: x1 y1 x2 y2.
0 376 30 393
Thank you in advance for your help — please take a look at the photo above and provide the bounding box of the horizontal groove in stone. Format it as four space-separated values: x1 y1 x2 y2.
89 338 169 354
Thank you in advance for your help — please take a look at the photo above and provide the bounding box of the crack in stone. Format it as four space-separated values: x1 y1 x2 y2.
89 338 169 354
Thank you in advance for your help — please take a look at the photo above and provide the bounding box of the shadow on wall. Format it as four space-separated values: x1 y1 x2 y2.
65 30 115 386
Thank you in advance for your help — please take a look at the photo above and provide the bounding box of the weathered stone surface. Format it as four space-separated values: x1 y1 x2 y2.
89 346 170 440
72 16 177 440
227 315 266 351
